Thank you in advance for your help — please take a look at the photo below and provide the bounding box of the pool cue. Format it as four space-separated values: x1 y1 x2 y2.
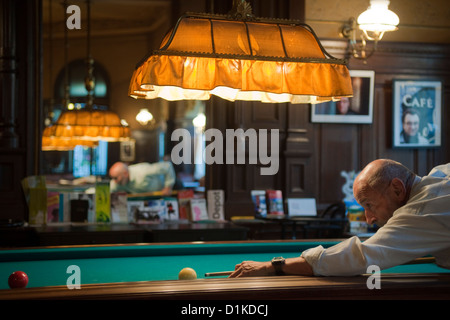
204 271 234 277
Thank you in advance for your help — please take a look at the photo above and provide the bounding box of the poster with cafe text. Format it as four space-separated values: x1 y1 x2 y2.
392 79 442 148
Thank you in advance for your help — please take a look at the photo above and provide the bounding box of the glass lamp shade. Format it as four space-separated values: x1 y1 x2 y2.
42 126 99 151
44 109 131 146
357 0 399 33
129 13 353 104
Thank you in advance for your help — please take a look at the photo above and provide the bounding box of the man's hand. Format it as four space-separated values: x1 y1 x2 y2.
229 257 314 278
229 261 274 278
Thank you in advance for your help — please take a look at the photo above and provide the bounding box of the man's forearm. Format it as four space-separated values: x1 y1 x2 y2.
281 257 314 276
229 257 313 277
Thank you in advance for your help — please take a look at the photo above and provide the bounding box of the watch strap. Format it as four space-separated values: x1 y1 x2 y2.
271 257 285 275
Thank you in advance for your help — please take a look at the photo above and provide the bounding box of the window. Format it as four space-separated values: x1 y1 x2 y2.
73 141 108 177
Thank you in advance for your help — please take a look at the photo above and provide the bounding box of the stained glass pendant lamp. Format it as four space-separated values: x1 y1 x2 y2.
44 109 131 144
129 0 353 104
41 126 99 151
42 0 130 151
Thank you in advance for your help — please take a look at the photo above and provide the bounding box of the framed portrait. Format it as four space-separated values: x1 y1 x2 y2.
120 140 136 162
311 70 375 124
392 79 442 148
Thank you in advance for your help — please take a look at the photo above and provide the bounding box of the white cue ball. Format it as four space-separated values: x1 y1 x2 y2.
178 267 197 280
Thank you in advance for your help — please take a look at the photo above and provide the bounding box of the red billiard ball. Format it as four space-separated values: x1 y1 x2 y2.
8 271 29 289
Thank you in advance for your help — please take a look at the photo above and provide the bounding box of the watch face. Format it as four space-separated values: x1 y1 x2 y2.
272 257 285 275
272 257 285 264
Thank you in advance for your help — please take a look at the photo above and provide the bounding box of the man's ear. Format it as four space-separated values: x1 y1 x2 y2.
391 178 406 200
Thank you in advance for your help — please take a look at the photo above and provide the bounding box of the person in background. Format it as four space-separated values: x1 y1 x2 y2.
229 159 450 277
336 97 358 115
109 161 175 195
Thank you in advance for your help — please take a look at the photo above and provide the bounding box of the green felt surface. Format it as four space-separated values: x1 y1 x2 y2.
0 241 448 289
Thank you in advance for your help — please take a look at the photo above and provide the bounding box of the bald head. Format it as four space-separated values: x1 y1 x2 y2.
354 159 414 194
353 159 415 226
109 162 130 185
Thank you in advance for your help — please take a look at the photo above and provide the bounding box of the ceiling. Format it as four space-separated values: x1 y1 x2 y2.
43 0 450 44
40 0 450 131
43 0 172 38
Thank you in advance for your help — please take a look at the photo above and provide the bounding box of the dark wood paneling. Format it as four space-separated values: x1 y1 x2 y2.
1 0 448 225
0 0 40 222
207 39 450 218
0 150 27 221
314 39 450 205
317 124 359 204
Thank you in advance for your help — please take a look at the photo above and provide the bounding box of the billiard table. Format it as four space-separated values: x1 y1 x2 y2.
0 240 449 300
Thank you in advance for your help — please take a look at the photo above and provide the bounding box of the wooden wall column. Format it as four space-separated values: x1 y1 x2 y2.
0 0 40 222
0 0 19 148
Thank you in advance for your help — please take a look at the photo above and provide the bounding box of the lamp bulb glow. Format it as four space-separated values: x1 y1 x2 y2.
357 0 399 34
193 113 206 128
136 108 154 125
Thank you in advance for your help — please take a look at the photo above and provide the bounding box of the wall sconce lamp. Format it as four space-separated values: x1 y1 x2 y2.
136 108 154 126
341 0 399 61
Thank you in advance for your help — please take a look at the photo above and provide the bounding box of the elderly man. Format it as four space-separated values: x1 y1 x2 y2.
109 161 175 195
229 159 450 277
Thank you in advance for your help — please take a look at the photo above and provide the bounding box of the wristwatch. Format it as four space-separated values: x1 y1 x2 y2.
271 257 285 275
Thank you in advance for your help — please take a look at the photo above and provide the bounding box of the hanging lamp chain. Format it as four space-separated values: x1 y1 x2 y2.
62 0 71 111
85 0 95 109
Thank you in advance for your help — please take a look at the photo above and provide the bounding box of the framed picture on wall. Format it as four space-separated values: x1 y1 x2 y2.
311 70 375 124
120 140 136 162
392 79 442 148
